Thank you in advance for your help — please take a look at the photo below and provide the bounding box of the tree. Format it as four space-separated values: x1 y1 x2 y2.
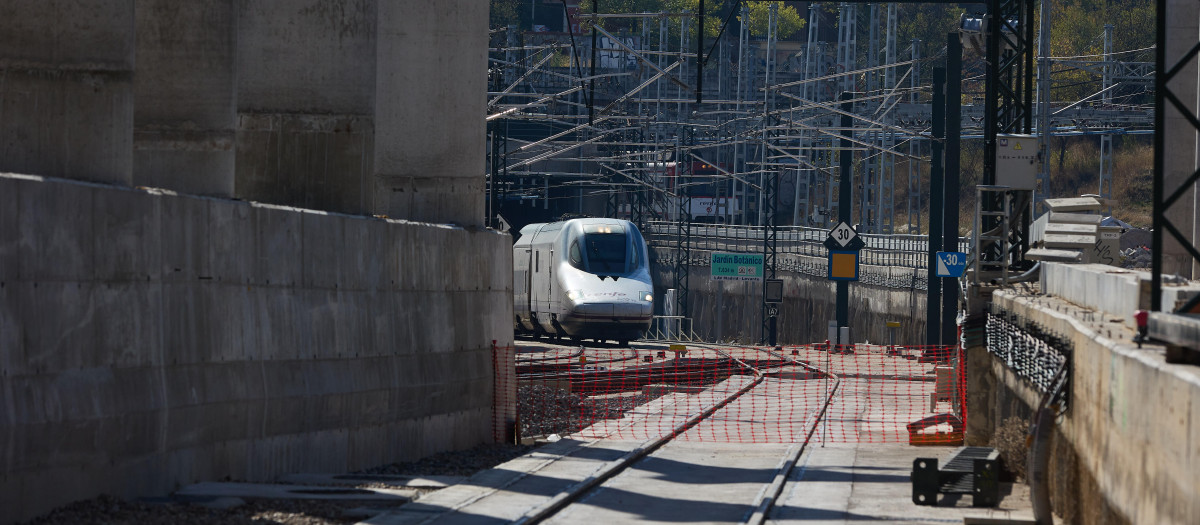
490 0 522 30
738 1 804 39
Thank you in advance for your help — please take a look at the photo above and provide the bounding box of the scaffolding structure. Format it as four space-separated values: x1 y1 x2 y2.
486 1 1155 331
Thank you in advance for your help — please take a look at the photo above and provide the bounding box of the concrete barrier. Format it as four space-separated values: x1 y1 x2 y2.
0 173 513 523
974 281 1200 524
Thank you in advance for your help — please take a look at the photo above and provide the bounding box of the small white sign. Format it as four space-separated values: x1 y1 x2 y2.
828 222 858 248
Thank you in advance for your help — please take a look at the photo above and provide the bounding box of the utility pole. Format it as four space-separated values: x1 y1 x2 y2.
1098 24 1115 217
1035 0 1052 213
927 67 946 346
942 34 962 347
907 39 921 234
837 93 854 337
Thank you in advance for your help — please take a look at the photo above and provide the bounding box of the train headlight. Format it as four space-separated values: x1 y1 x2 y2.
567 289 584 302
641 291 653 302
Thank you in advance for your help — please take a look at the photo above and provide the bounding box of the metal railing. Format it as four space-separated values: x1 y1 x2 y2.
643 221 970 271
642 316 704 342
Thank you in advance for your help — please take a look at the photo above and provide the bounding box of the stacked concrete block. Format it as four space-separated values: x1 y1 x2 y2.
0 2 135 184
374 1 487 225
133 0 237 196
1041 263 1146 329
1026 197 1119 265
234 0 378 214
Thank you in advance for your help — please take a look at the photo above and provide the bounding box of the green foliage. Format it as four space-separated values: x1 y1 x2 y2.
575 1 802 40
738 1 804 39
491 0 522 29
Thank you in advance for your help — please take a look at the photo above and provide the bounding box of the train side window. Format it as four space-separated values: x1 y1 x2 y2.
568 241 583 269
630 236 642 269
629 229 646 270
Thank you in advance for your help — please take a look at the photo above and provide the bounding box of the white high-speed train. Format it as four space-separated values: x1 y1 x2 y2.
513 218 653 344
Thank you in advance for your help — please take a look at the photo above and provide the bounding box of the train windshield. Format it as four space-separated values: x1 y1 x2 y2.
572 223 626 274
583 233 627 273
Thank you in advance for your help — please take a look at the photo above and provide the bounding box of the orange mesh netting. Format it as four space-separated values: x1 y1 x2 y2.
494 343 965 445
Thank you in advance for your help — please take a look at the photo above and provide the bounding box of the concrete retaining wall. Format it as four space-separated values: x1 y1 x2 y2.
0 1 135 185
0 172 514 523
651 249 929 345
969 284 1200 524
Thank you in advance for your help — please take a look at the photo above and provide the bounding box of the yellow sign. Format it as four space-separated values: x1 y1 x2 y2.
669 344 687 352
829 251 859 280
1013 142 1023 150
886 321 902 328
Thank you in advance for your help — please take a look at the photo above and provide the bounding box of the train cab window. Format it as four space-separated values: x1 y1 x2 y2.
583 233 626 273
568 241 583 269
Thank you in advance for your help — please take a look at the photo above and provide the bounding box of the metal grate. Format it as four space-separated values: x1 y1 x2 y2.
985 305 1071 410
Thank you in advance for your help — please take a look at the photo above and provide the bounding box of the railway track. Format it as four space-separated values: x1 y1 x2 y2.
499 343 842 525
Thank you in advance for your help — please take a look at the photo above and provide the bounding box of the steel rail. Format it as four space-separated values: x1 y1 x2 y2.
511 342 840 525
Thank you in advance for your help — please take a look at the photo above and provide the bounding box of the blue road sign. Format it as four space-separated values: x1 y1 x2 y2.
935 251 968 278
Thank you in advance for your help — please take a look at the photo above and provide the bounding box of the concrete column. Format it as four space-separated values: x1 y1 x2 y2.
234 0 377 215
134 0 236 196
374 0 487 226
1163 0 1200 279
0 0 134 185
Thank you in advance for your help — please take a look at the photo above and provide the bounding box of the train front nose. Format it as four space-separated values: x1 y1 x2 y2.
561 291 653 338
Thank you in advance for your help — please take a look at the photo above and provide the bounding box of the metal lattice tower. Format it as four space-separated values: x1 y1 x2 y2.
1098 24 1115 217
803 4 821 104
1035 0 1052 213
756 2 779 227
861 5 881 233
801 4 825 226
983 0 1037 273
674 136 691 319
791 5 820 227
832 3 857 223
837 3 858 95
879 3 898 234
735 4 750 225
761 167 779 344
907 39 921 234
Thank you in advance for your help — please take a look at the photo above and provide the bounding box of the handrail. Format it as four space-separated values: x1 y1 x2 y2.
641 221 970 271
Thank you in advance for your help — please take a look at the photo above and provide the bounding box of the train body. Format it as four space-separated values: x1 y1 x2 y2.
513 218 653 343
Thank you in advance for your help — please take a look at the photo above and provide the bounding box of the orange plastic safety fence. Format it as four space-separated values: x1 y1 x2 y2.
496 343 966 444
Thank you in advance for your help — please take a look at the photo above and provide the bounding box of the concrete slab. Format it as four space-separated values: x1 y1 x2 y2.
1043 223 1097 235
1025 248 1082 263
1148 312 1200 353
768 444 1035 524
279 473 466 489
362 438 638 525
545 442 793 525
1042 234 1096 249
1043 197 1104 212
1048 211 1102 225
176 481 415 501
